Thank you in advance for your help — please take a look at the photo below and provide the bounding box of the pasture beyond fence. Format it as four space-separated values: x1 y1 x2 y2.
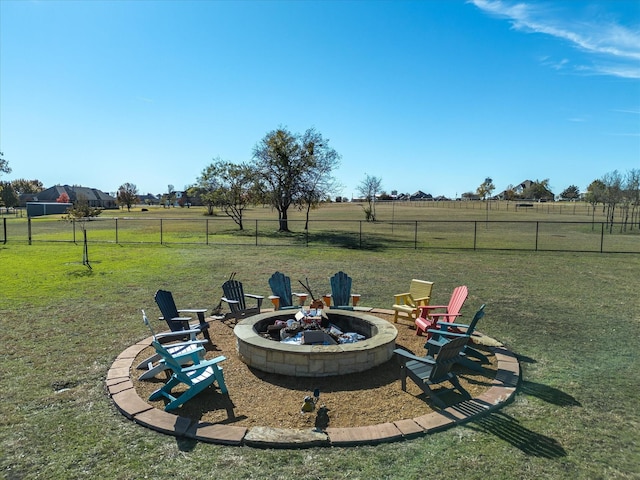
2 216 638 253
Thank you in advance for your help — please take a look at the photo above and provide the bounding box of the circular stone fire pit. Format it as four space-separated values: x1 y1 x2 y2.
234 309 398 377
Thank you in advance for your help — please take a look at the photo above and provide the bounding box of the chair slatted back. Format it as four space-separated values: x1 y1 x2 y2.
447 286 468 315
151 340 194 385
222 279 246 312
330 271 352 307
154 289 182 332
269 272 293 308
409 280 434 305
429 336 468 381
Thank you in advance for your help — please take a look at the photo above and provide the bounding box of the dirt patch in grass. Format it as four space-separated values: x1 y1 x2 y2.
131 312 498 430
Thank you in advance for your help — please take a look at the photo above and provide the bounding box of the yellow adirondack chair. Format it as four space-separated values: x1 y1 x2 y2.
392 279 434 324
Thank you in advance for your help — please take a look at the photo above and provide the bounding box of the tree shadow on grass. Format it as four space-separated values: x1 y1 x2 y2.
466 411 567 458
520 380 581 407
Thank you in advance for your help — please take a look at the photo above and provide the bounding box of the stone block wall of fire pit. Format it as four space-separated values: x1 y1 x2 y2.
234 309 398 377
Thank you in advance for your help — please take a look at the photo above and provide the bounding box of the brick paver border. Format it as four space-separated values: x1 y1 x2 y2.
107 310 519 448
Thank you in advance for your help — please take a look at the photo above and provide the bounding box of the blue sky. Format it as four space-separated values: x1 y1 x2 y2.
1 0 638 199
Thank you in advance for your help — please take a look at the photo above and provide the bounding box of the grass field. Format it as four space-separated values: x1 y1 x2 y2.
1 204 639 479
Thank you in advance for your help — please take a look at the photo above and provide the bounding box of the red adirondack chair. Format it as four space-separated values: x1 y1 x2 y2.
415 285 468 336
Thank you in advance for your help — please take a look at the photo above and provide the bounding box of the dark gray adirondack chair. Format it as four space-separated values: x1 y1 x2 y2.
268 272 306 310
327 271 361 309
393 335 471 408
221 278 264 322
425 304 489 372
154 289 211 342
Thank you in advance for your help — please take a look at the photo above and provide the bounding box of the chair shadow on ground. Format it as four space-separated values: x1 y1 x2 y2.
520 380 581 407
466 411 567 458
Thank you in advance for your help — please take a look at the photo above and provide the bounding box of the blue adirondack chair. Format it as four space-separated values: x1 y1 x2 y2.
137 310 208 380
327 271 361 309
221 278 264 321
154 289 211 342
425 304 490 372
148 340 228 412
268 271 307 310
393 335 471 408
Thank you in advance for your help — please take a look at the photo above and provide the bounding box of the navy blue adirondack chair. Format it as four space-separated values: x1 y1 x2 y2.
393 335 471 408
221 278 264 321
154 289 211 343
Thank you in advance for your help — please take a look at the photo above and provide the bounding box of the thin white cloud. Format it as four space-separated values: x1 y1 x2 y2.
469 0 640 78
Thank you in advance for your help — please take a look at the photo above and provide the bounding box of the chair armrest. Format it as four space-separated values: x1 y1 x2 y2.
245 293 264 300
413 296 430 305
428 312 462 320
168 316 198 323
155 330 203 340
426 329 468 339
181 355 227 372
393 348 436 365
436 321 469 329
178 308 208 314
393 293 412 304
419 305 447 311
160 339 209 349
221 297 240 305
292 292 307 298
268 295 280 300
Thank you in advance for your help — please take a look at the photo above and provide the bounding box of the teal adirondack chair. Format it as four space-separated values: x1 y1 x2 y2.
268 271 307 310
221 277 264 321
137 310 208 380
393 335 471 408
148 340 228 411
327 271 361 309
425 304 490 372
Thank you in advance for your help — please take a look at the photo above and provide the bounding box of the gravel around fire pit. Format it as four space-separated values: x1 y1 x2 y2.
131 312 498 430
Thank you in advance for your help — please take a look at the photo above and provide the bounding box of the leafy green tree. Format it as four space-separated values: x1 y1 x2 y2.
477 177 495 223
357 174 382 222
522 179 554 201
253 127 339 231
0 181 19 212
0 152 10 179
560 185 580 200
116 182 139 212
194 158 256 229
11 178 44 195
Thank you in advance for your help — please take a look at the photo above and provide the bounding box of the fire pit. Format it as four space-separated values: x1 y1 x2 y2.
234 309 398 377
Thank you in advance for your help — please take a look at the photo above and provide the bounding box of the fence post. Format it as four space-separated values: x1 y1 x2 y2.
600 222 604 253
535 221 539 251
206 219 209 245
414 221 418 249
28 217 32 245
160 219 163 245
2 217 6 244
473 221 477 250
255 219 258 246
115 218 119 244
359 221 362 249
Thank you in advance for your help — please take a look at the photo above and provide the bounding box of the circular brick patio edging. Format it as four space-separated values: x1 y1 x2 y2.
106 309 520 448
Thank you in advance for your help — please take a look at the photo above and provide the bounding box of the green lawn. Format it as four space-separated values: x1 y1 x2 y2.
1 207 639 479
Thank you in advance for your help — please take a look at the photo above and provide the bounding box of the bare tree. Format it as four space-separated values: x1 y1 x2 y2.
357 174 382 222
116 182 139 212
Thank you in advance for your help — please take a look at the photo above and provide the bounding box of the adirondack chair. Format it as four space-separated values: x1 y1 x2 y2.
268 271 307 310
220 278 264 322
391 279 434 324
154 289 211 342
415 285 468 336
393 335 471 408
425 304 490 372
138 309 208 380
148 340 227 411
324 271 361 309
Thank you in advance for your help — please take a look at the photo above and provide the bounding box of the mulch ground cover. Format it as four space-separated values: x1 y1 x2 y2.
131 312 498 430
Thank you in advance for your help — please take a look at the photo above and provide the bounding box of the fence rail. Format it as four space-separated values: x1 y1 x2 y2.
2 216 639 253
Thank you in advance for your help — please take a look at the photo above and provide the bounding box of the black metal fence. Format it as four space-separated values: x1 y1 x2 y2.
2 216 638 254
